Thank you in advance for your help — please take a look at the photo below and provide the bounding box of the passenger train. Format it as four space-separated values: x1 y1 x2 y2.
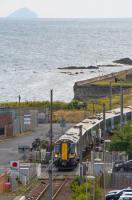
53 107 132 170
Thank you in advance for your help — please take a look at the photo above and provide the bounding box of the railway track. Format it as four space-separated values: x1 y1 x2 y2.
26 180 49 200
26 177 70 200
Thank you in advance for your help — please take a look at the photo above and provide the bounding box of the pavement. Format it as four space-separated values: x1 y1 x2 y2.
0 123 74 167
0 196 15 200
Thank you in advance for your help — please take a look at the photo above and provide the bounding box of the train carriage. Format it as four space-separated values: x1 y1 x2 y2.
54 106 132 170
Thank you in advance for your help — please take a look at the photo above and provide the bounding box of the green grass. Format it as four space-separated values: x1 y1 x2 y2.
0 92 131 123
93 81 132 87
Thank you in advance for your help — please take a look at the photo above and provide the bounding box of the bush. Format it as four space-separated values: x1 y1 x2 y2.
70 176 102 200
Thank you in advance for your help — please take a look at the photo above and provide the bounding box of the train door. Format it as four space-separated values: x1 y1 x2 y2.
61 143 68 160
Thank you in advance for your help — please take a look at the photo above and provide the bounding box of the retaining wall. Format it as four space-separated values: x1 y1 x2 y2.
74 68 132 101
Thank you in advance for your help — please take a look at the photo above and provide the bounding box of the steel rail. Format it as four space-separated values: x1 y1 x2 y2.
36 183 49 200
52 178 68 200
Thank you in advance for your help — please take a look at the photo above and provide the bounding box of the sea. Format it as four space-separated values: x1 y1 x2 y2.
0 18 132 102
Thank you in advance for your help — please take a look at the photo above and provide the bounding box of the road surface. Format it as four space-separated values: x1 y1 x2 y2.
0 123 74 167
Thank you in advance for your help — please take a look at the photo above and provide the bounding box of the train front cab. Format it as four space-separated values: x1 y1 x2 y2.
54 142 78 170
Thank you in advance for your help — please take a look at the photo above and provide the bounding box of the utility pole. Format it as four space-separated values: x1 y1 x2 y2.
48 89 53 200
50 89 53 157
18 95 21 134
48 160 53 200
102 103 106 197
109 82 112 111
103 103 106 137
120 85 124 128
79 125 83 184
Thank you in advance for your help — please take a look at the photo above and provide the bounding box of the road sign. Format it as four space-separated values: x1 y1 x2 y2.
24 114 31 125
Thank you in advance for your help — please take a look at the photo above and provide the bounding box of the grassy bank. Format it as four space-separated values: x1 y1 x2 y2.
93 81 132 87
0 92 132 123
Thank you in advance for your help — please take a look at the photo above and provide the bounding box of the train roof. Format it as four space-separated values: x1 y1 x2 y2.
56 106 132 144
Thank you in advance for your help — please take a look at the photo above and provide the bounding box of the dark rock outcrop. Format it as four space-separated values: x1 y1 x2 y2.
113 58 132 65
58 66 85 69
87 66 99 69
58 65 99 70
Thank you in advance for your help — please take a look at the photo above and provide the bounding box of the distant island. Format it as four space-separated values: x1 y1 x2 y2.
8 8 38 19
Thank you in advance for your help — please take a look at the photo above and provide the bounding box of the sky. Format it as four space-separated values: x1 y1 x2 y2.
0 0 132 18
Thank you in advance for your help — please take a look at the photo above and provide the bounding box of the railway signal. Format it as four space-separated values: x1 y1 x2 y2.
10 161 19 169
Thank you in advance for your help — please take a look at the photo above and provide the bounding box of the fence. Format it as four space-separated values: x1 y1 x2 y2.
0 107 49 138
13 110 38 136
101 172 132 189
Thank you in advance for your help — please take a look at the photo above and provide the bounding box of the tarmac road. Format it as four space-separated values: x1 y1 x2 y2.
0 123 74 167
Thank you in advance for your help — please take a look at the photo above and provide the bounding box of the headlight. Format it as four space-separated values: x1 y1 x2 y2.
54 154 58 158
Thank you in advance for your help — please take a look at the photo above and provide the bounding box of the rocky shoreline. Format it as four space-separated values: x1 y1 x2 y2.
58 57 132 70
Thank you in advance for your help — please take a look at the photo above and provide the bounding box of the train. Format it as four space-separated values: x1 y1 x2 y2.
53 106 132 170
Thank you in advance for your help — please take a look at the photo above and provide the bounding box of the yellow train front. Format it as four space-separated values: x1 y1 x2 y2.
54 142 78 170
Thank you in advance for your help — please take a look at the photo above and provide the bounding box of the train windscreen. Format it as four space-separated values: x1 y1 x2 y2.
55 144 61 153
69 143 75 154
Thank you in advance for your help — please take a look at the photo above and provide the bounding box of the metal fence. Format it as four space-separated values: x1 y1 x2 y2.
103 172 132 189
12 110 38 136
0 107 50 138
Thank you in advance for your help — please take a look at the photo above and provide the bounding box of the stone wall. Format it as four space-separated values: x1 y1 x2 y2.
74 68 132 101
74 84 131 101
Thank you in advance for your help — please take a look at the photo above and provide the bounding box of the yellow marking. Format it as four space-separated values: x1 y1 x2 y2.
69 153 75 158
62 143 68 160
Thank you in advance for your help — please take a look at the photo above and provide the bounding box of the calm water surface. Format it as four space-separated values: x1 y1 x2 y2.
0 18 132 101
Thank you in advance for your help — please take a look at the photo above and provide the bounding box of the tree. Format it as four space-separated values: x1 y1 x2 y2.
110 122 132 159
